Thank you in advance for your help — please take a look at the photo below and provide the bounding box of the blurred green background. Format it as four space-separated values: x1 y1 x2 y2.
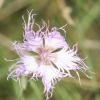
0 0 100 100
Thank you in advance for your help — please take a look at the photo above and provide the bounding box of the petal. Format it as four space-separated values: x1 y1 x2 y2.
45 30 68 49
21 55 38 72
7 62 26 80
8 56 39 80
36 65 70 100
55 48 87 72
23 37 43 51
45 37 68 49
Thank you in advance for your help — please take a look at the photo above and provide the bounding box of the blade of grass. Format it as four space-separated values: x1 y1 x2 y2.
29 81 43 100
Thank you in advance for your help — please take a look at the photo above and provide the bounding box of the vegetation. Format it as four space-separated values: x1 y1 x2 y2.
0 0 100 100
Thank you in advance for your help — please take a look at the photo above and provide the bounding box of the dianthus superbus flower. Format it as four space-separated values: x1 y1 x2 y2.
8 10 89 100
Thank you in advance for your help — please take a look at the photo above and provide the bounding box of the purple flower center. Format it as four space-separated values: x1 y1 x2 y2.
35 47 56 65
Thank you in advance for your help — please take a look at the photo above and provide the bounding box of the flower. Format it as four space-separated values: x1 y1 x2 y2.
8 10 89 100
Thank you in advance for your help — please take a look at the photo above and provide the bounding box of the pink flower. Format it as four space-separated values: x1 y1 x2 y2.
8 10 89 100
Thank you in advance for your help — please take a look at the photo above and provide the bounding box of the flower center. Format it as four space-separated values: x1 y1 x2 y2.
36 47 56 65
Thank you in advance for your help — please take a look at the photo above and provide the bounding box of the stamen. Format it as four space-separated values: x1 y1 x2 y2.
51 48 62 53
28 51 38 56
43 38 45 47
50 61 58 69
